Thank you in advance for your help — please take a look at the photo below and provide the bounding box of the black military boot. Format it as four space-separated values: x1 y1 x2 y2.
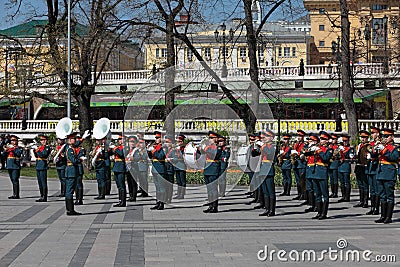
157 201 165 210
383 202 394 224
254 192 265 209
58 183 66 197
78 188 84 205
305 193 315 212
362 191 369 208
94 186 103 199
292 185 301 200
119 191 127 207
259 197 271 216
151 201 161 210
210 200 218 213
312 202 322 219
329 184 335 198
9 184 20 199
333 184 338 198
268 196 276 217
74 189 81 205
114 191 123 207
203 203 213 213
42 188 48 202
366 195 375 215
105 180 111 195
66 198 81 216
319 200 329 220
279 183 288 196
36 188 44 202
300 190 309 205
180 187 186 199
247 189 258 204
173 187 182 199
353 190 364 207
373 196 380 215
338 186 346 202
286 184 291 196
345 187 351 202
375 202 387 223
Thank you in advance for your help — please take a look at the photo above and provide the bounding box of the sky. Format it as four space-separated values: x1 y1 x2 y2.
0 0 307 30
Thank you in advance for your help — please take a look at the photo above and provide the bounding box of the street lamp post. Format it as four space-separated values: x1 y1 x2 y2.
331 37 342 132
120 85 127 136
214 23 234 78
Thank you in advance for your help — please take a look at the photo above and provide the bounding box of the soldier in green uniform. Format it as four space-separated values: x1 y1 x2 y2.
218 136 230 197
134 139 149 197
366 126 381 215
4 135 22 199
375 129 399 224
74 135 87 205
278 134 292 196
92 138 106 199
337 134 354 202
111 135 127 207
126 136 138 202
54 138 67 197
354 130 370 208
164 136 175 204
104 140 112 195
172 134 187 199
64 132 81 216
309 131 333 220
33 135 51 202
304 134 319 213
292 130 307 201
328 133 340 198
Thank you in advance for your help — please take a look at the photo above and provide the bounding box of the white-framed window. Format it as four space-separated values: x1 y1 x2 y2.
222 47 229 58
187 49 193 61
284 47 290 57
161 48 167 58
239 47 247 62
203 47 211 60
292 47 296 57
278 47 282 57
319 40 325 47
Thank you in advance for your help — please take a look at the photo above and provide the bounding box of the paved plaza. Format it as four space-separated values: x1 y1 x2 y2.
0 173 399 266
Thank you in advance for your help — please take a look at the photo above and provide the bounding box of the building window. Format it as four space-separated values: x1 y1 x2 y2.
372 5 388 10
292 47 296 57
284 47 290 57
161 48 167 58
319 8 325 14
372 18 386 45
319 25 325 31
319 41 325 47
278 47 282 57
203 47 211 60
155 48 160 58
187 49 193 61
222 47 229 58
239 47 247 58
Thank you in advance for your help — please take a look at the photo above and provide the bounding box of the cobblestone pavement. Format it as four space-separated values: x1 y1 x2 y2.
0 173 399 266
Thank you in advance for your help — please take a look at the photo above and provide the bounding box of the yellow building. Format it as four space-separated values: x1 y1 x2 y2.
304 0 400 64
145 20 314 71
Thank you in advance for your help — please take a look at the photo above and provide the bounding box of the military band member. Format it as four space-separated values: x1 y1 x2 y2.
337 134 354 202
4 135 22 199
148 131 167 210
172 134 186 199
199 131 222 213
328 133 340 198
104 140 112 195
126 136 138 201
111 135 127 207
250 133 265 209
245 134 257 197
33 135 51 202
292 130 307 201
134 139 149 197
54 138 67 197
218 136 230 197
64 133 81 216
92 138 106 199
354 130 370 208
278 134 292 196
375 129 398 224
252 130 277 217
366 126 381 215
309 131 333 220
74 135 87 205
164 136 175 204
304 134 319 213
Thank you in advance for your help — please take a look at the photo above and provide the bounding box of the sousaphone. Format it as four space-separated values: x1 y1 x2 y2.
92 118 111 139
55 117 73 139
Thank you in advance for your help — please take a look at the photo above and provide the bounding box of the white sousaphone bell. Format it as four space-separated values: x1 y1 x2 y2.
55 117 73 139
92 117 111 140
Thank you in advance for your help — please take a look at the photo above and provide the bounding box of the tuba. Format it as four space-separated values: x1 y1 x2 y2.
92 118 111 140
56 117 73 139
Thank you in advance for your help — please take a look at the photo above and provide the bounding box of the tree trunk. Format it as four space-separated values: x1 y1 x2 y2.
164 20 176 138
74 91 93 134
339 0 358 142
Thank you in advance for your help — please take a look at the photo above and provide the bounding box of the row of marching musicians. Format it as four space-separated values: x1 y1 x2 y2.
245 127 398 224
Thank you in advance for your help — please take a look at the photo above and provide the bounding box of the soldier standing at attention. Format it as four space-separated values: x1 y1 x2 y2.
33 135 51 202
366 126 381 215
252 130 277 217
104 140 112 195
328 133 340 198
148 131 166 210
112 135 127 207
126 136 138 202
54 138 67 197
353 130 370 208
92 138 106 200
164 136 175 204
279 134 292 196
134 139 149 197
172 134 187 199
292 130 307 201
309 131 333 220
337 134 354 202
375 129 399 224
74 134 87 205
64 133 81 216
200 131 222 213
4 135 22 199
218 136 230 197
304 134 319 213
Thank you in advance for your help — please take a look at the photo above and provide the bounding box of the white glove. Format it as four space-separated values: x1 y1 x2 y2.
109 144 116 149
376 144 384 151
310 146 319 152
349 153 354 159
338 146 345 151
300 154 305 159
80 156 87 161
148 146 154 152
256 141 263 146
279 150 284 155
7 144 14 148
201 144 207 150
82 130 90 139
96 147 103 153
291 150 298 155
366 153 371 160
337 137 343 143
31 145 38 150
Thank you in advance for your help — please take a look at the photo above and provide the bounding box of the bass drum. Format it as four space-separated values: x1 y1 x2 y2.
184 142 206 170
236 145 260 172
